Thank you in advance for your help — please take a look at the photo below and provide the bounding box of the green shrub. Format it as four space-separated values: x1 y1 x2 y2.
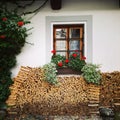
42 63 58 85
81 63 101 85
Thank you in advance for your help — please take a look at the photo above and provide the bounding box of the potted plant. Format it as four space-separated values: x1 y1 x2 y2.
51 50 86 75
68 53 86 72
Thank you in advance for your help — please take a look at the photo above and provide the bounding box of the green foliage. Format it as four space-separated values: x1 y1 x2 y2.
51 54 66 68
68 55 86 71
51 53 86 72
43 63 58 85
81 63 101 85
0 8 31 105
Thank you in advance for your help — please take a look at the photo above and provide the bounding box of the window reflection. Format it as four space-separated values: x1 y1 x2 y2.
56 29 66 38
69 40 80 50
69 28 80 38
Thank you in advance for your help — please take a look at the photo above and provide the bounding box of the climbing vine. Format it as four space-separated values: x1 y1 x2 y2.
0 8 31 105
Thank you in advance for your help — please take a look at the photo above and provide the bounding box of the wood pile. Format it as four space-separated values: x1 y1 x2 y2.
6 66 90 115
87 84 100 115
100 71 120 109
6 66 110 116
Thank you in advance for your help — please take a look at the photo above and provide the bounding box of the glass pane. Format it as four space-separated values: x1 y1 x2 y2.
69 28 80 38
56 28 67 39
69 40 80 50
56 52 66 56
56 41 66 50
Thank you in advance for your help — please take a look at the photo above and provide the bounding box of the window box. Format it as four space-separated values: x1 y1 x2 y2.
57 67 82 75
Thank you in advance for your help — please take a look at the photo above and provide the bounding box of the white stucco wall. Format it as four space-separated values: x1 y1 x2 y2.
11 0 120 77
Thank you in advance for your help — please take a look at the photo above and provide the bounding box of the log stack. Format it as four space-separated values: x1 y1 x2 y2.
87 84 100 115
6 66 90 116
7 66 120 116
100 71 120 111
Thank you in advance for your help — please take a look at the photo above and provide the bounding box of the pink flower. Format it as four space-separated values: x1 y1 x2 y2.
65 59 69 63
58 62 63 67
51 50 56 54
17 21 24 27
81 56 86 60
2 17 7 21
0 35 6 39
72 53 77 58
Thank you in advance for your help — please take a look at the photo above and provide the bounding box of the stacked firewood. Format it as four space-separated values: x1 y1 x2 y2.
6 66 120 116
100 71 120 108
7 66 90 115
7 66 120 116
6 66 32 106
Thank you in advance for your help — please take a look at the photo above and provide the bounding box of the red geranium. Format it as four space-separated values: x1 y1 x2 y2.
81 56 86 60
0 35 6 39
65 59 69 63
51 50 56 54
58 62 63 67
72 53 77 58
17 21 24 27
2 17 7 21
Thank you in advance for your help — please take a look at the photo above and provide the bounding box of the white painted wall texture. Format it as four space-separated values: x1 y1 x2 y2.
11 0 120 77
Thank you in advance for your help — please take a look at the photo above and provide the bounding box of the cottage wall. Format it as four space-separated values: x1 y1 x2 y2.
10 0 120 77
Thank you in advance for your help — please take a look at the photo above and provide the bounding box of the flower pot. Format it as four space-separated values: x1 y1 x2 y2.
57 67 81 75
50 0 62 10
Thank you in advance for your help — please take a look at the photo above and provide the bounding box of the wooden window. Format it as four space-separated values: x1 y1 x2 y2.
53 24 84 59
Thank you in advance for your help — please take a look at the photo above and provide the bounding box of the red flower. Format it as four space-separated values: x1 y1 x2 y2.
2 17 7 21
81 56 86 60
0 35 6 39
17 21 24 27
72 53 77 58
65 59 69 63
58 62 63 67
51 50 56 54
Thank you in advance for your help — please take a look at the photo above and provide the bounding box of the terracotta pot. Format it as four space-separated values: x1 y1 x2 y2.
50 0 62 10
57 67 81 75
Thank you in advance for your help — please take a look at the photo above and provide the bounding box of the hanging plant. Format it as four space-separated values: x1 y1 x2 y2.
0 8 31 108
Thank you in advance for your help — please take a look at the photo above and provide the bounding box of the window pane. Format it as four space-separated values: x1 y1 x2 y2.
56 28 67 39
56 52 66 56
56 41 66 50
69 28 80 38
69 40 80 50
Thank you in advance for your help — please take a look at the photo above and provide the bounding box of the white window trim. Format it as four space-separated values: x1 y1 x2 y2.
46 15 92 63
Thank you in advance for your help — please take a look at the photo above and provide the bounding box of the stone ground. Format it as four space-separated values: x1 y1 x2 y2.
6 115 103 120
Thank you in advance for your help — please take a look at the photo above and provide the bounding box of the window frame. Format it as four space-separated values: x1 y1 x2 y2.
53 24 85 59
46 15 92 63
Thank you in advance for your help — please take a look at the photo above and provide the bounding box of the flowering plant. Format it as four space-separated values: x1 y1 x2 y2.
51 50 86 72
0 9 31 105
